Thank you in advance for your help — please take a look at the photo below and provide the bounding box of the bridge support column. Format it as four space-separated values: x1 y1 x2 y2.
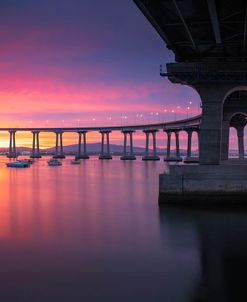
237 127 245 159
159 62 247 203
142 129 160 161
53 131 65 159
99 130 112 160
164 130 182 162
8 130 17 158
175 131 181 159
195 85 231 165
76 131 89 159
184 129 199 163
221 120 230 161
31 131 41 158
164 131 171 161
166 64 236 165
121 130 136 160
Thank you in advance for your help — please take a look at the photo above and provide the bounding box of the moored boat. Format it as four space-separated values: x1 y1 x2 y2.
71 159 81 165
6 161 30 168
47 158 62 166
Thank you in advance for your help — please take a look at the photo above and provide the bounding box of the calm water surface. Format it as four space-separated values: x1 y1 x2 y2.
0 156 246 301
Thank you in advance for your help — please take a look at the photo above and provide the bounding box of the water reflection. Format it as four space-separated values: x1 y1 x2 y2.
0 156 245 301
0 157 165 301
160 206 247 302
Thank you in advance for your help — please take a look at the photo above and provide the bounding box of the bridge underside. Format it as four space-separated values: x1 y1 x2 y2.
134 0 247 62
134 0 247 203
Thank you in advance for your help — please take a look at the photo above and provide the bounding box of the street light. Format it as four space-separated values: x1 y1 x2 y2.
187 106 190 118
171 109 176 121
124 115 127 125
139 113 144 124
163 109 167 122
121 115 127 126
107 116 112 126
155 112 159 123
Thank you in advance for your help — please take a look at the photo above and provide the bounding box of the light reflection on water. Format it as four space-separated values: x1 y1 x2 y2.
0 156 245 301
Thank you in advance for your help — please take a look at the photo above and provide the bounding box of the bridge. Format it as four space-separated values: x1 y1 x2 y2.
134 0 247 203
3 115 201 161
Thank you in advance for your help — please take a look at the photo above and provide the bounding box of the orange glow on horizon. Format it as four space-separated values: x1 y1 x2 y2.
0 130 203 150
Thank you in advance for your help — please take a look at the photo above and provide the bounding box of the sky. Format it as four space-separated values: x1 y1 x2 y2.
0 0 202 148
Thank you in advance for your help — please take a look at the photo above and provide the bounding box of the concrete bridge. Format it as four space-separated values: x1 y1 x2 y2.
4 115 201 161
134 0 247 203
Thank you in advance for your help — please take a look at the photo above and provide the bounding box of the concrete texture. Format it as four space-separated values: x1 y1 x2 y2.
30 155 42 158
159 164 247 204
142 155 160 161
183 157 199 163
120 155 136 160
53 155 66 159
75 155 90 160
99 155 112 160
164 157 182 162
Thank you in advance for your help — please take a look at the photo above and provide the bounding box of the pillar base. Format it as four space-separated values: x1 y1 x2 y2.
183 157 199 163
142 155 160 161
75 155 90 160
7 154 17 158
99 155 112 160
159 164 247 204
30 155 42 159
163 157 182 162
53 155 66 159
120 155 136 160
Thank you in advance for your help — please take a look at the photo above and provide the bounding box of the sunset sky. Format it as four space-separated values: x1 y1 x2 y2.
0 0 222 149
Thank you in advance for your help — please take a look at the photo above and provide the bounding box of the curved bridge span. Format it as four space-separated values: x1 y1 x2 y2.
4 115 201 162
0 115 201 132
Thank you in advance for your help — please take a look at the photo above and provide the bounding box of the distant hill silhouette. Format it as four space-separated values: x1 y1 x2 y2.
46 143 168 155
0 143 192 156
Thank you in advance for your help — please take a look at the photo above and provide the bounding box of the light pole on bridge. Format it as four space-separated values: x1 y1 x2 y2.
171 109 176 121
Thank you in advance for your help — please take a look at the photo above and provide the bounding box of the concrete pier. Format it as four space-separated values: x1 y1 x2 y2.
134 1 247 203
183 128 199 163
76 131 89 159
121 130 136 160
142 129 160 161
7 130 17 158
159 164 247 203
237 127 245 160
159 62 247 203
31 131 41 158
163 130 182 162
53 131 65 159
99 130 112 160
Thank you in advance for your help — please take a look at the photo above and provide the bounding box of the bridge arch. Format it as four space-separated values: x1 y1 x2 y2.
230 113 247 159
223 86 247 105
221 90 247 160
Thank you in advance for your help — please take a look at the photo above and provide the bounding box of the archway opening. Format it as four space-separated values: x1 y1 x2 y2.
229 113 247 159
222 90 247 160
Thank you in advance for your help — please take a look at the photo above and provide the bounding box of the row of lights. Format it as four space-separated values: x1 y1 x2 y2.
24 101 196 127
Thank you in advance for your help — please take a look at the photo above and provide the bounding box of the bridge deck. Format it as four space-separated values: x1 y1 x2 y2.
0 115 201 132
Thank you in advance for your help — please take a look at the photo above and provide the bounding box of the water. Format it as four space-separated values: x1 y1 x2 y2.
0 156 246 301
